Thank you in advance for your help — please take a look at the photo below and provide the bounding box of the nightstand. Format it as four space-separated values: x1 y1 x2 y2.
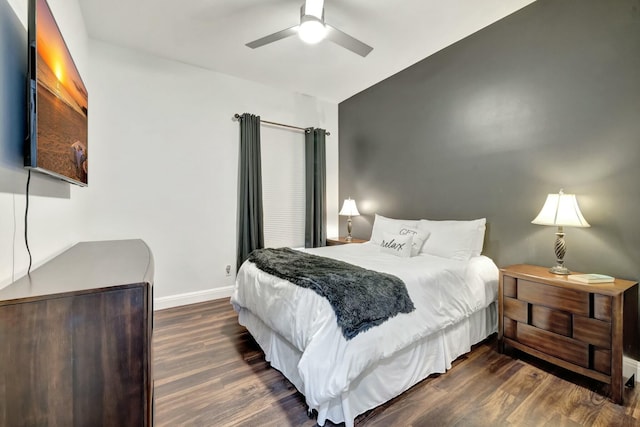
326 237 368 246
498 264 639 404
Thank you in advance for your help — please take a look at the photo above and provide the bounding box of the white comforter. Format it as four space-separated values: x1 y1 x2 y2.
231 242 498 409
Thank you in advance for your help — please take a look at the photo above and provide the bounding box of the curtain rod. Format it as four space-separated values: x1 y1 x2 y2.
233 113 331 136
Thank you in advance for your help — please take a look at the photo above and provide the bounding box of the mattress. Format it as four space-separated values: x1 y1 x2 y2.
232 243 499 426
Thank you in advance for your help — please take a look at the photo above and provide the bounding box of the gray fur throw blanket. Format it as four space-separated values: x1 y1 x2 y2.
248 248 415 340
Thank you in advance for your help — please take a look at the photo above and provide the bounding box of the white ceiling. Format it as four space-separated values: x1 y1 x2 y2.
78 0 536 103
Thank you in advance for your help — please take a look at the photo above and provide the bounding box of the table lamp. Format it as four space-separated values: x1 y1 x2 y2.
339 198 360 242
531 189 590 274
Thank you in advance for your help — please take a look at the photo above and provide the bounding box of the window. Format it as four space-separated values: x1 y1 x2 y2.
261 127 305 248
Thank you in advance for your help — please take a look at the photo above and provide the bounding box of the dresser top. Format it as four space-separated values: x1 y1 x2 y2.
0 239 154 304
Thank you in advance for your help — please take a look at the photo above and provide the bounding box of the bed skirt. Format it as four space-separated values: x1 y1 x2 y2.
237 302 497 427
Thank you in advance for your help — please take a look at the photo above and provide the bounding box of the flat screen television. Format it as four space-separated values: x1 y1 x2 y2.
25 0 88 186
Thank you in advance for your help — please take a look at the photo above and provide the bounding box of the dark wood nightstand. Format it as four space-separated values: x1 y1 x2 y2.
326 237 368 246
498 264 639 404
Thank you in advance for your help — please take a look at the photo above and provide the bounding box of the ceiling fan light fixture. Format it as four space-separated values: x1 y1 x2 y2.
245 0 373 57
298 16 327 44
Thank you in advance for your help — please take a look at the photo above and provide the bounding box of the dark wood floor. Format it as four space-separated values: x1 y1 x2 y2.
154 299 640 426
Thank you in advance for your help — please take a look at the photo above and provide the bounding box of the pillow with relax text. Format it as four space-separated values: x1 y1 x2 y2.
370 214 420 245
398 224 430 257
379 232 413 258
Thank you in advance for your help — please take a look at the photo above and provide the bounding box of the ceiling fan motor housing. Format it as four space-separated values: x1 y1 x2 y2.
299 4 327 44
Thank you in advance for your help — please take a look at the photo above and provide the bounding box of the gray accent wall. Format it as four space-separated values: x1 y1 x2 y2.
339 0 640 280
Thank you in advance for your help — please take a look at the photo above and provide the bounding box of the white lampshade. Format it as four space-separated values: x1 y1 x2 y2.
531 190 590 228
339 198 360 216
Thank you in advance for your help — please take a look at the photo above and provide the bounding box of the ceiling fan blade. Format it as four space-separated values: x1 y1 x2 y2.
246 26 298 49
325 24 373 57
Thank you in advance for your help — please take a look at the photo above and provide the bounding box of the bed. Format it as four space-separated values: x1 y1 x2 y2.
231 216 499 427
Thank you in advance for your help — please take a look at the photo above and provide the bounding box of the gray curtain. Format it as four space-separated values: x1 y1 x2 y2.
305 128 327 248
237 113 264 270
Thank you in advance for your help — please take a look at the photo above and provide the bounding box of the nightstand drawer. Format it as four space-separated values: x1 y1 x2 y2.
504 317 517 339
531 305 571 337
503 297 527 323
517 323 589 368
573 315 611 349
594 349 611 375
594 294 612 322
503 275 517 298
518 279 589 316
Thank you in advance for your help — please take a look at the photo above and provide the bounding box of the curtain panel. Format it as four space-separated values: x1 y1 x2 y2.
237 113 264 270
305 128 327 248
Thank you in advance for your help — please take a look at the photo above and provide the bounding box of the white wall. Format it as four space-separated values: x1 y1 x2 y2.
1 0 90 287
78 40 339 305
0 0 339 308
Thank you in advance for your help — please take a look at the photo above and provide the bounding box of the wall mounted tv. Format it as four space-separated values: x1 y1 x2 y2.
25 0 88 186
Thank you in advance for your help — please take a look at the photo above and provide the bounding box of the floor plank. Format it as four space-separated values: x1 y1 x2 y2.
153 299 640 426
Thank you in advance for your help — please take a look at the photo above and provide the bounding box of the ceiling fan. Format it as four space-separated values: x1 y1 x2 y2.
245 0 373 57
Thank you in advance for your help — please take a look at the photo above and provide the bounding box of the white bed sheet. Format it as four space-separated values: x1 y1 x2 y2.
237 301 496 426
231 243 499 425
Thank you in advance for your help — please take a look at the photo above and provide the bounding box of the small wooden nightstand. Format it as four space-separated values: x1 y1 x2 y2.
326 237 368 246
498 264 639 404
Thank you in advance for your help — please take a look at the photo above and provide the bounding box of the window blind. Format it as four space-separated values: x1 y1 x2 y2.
261 127 306 248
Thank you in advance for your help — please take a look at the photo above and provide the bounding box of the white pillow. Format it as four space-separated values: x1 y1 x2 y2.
418 218 486 261
398 224 430 256
379 232 413 258
370 214 420 244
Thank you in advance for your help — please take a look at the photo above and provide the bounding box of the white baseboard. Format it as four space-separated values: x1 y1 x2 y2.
623 356 639 384
154 286 234 310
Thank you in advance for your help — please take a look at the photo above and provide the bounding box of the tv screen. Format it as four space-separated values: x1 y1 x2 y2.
25 0 88 186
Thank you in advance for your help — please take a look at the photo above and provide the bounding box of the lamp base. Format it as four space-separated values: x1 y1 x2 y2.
549 228 571 275
346 217 353 242
549 265 570 275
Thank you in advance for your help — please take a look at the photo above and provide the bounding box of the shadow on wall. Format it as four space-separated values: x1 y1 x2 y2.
0 0 68 198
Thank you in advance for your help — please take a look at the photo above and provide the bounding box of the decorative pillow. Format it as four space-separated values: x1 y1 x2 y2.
418 218 486 261
370 214 420 245
398 224 430 257
379 232 413 258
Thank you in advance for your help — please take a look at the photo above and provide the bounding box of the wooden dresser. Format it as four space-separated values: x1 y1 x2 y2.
498 264 638 404
0 240 154 426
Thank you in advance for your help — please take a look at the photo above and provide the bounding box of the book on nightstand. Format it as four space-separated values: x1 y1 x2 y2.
568 273 615 284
